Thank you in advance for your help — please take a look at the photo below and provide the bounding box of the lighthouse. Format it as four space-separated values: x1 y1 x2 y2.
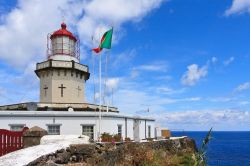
35 23 90 104
0 23 155 141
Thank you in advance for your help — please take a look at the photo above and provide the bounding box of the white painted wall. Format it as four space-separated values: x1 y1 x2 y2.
0 111 155 141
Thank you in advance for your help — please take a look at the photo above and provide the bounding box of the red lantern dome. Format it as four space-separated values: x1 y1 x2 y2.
50 23 77 41
47 23 80 62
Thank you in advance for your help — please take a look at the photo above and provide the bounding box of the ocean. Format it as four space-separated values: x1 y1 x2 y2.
172 131 250 166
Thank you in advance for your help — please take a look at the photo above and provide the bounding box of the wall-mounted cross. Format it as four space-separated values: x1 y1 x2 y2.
44 85 48 97
76 86 81 97
58 84 66 97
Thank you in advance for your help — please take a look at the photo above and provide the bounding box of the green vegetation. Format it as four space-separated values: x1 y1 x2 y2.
101 132 122 142
194 127 213 166
136 150 195 166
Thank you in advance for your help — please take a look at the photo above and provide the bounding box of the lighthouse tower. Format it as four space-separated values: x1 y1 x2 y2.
35 23 90 104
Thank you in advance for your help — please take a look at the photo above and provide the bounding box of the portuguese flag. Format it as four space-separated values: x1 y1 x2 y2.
92 28 113 53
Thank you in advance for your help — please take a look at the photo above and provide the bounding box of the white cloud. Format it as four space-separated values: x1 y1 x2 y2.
155 109 250 130
115 88 177 114
94 92 100 101
155 86 186 95
0 65 39 105
235 82 250 92
105 77 120 92
110 78 202 115
208 96 234 102
239 101 250 105
225 0 250 16
223 56 235 66
211 57 218 63
112 49 137 68
134 64 168 72
185 97 202 101
129 61 168 78
0 0 165 68
181 64 208 86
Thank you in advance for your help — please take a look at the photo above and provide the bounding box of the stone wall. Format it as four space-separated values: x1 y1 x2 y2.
27 137 197 166
23 126 48 148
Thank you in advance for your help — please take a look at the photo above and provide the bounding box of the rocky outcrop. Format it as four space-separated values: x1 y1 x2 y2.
27 137 197 166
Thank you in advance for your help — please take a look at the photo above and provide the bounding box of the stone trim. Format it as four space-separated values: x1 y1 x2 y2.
8 123 26 127
0 113 155 121
46 124 62 126
80 124 96 126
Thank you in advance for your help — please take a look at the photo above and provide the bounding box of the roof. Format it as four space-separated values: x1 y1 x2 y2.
0 111 155 121
50 23 77 41
0 102 118 112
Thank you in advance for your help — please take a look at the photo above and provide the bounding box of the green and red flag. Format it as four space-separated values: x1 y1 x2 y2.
92 28 113 53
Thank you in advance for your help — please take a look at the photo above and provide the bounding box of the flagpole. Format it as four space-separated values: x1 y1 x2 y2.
106 50 109 112
98 50 102 141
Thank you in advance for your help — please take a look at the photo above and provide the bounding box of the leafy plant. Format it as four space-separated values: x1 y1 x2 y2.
124 137 131 142
101 132 112 142
195 127 213 166
113 134 122 142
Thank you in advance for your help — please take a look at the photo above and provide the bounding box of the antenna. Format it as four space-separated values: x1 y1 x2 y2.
61 9 66 23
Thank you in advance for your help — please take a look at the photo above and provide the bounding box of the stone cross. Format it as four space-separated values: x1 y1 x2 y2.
58 84 66 97
44 85 48 97
76 86 81 97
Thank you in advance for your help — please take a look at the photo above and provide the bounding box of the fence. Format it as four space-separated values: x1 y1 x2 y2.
0 127 28 156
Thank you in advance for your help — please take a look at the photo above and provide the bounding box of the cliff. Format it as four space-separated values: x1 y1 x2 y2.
28 137 197 166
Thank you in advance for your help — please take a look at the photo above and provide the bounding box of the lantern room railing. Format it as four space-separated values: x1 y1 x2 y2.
46 33 80 61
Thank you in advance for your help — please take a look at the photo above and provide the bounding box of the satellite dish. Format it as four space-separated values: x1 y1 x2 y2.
68 107 74 112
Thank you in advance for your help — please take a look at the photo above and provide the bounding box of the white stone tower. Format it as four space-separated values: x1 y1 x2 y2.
35 23 89 104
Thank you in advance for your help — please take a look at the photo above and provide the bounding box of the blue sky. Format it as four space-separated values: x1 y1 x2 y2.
0 0 250 131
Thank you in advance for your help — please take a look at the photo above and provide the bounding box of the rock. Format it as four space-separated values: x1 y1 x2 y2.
46 160 58 166
70 144 95 157
70 155 77 162
56 149 65 153
55 151 71 164
27 137 197 166
23 126 48 148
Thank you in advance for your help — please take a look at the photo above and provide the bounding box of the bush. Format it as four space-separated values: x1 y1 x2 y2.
113 134 122 142
146 138 154 142
124 137 131 142
101 132 112 142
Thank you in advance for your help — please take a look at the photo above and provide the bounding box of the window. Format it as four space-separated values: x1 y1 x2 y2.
9 124 25 131
47 125 61 135
148 125 151 138
82 125 94 140
118 125 122 137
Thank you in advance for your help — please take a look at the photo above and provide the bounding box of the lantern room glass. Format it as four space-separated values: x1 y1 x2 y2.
51 36 76 57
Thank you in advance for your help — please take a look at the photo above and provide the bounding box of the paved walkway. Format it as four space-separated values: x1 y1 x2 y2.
0 135 89 166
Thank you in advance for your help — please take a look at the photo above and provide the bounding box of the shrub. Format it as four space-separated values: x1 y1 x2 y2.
146 138 154 142
124 137 131 142
113 134 122 142
101 132 112 142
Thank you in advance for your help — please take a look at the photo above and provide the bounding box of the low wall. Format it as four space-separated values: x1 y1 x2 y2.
27 137 197 166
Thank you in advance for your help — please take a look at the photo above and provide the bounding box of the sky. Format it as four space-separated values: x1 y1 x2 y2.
0 0 250 131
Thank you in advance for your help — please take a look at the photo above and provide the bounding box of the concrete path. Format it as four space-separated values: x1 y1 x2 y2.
0 135 89 166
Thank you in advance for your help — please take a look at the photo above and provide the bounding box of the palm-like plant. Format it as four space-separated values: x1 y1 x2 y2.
195 127 213 166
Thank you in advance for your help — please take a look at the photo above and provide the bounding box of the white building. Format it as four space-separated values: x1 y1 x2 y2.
0 23 156 141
